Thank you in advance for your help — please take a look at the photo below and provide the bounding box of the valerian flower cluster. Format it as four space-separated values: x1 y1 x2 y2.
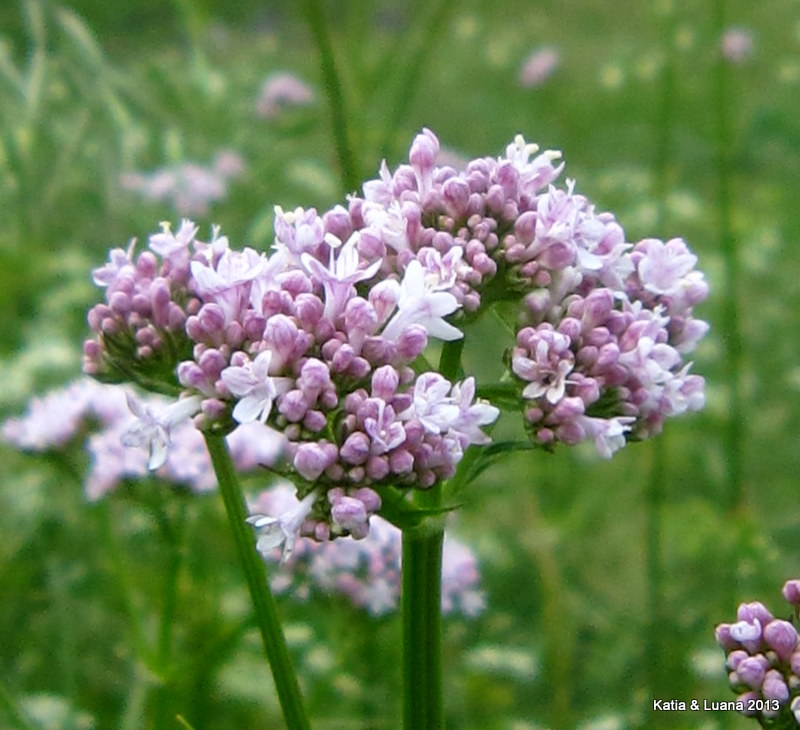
81 128 707 554
715 581 800 723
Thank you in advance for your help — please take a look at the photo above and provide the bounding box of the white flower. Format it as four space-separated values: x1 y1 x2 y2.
577 415 635 459
92 239 136 287
301 232 381 319
221 350 288 424
729 618 762 643
381 260 462 342
121 393 202 469
404 372 460 434
362 160 394 206
636 238 700 298
362 200 409 252
190 245 264 323
248 489 319 562
449 377 500 445
148 219 198 260
191 247 264 297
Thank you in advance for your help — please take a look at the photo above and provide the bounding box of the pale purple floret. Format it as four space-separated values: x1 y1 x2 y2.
248 489 319 562
221 350 281 423
301 233 382 320
191 247 265 323
120 393 202 470
148 219 199 262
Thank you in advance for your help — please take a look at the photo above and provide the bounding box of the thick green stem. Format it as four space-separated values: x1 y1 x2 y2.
402 521 445 730
202 433 310 730
397 337 464 728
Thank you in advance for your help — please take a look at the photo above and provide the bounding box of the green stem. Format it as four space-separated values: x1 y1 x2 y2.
154 500 187 730
202 433 310 730
644 438 668 705
301 0 359 193
401 520 445 730
644 2 676 711
378 0 455 157
713 0 744 517
398 336 465 728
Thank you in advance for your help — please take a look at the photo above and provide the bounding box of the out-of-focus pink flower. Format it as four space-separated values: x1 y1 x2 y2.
519 47 560 88
256 71 315 119
721 27 754 64
120 150 245 216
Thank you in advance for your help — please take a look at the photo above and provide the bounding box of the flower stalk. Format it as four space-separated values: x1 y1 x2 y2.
402 516 445 730
202 431 310 730
399 335 465 728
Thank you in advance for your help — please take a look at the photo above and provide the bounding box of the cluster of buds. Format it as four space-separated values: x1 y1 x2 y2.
715 581 800 723
250 483 485 617
80 127 707 552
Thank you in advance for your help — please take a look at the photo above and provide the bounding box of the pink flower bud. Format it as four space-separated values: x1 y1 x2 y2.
737 601 774 626
735 655 768 690
279 390 308 422
762 669 790 704
764 620 799 662
303 410 327 432
396 325 428 359
294 442 335 480
783 580 800 607
341 432 370 465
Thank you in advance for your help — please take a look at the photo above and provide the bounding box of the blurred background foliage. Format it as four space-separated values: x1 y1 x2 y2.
1 0 799 728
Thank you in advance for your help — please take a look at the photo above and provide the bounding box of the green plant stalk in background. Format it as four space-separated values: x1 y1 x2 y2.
644 1 677 708
301 0 359 193
203 432 311 730
712 0 745 521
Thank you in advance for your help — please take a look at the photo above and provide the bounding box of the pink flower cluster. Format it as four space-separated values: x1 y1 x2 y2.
83 219 208 386
715 582 800 722
256 72 316 119
1 378 282 499
250 483 485 617
120 151 245 217
82 127 707 548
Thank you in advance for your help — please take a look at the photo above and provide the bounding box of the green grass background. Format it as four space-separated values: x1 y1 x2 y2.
1 0 799 728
